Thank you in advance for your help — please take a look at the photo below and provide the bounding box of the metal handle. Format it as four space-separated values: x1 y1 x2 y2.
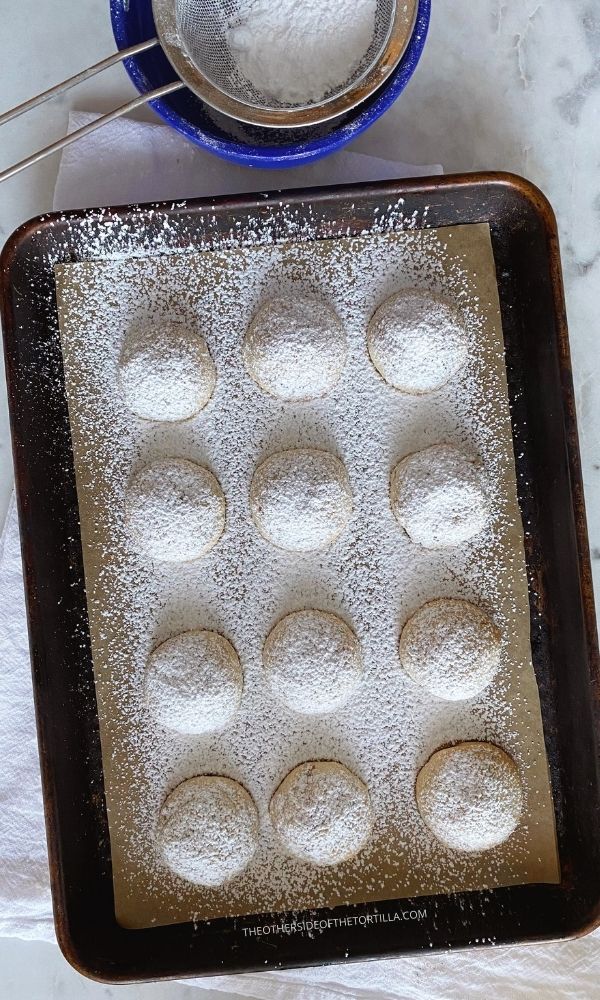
0 39 184 185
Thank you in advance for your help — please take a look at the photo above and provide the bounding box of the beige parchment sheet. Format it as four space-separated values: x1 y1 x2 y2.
55 223 560 930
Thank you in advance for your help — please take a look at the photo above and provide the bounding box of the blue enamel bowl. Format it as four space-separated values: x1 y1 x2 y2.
110 0 431 169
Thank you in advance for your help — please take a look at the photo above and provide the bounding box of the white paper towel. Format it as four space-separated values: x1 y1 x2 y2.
0 496 53 943
1 110 599 998
54 111 443 209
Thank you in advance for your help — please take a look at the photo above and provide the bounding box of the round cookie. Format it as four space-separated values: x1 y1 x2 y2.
144 630 243 734
367 290 469 394
250 448 352 552
243 295 347 401
126 458 225 562
269 761 372 865
415 742 523 852
399 599 502 701
264 610 362 715
390 444 489 548
156 776 258 886
119 321 216 422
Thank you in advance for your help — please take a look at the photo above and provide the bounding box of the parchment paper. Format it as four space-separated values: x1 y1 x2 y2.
55 222 560 931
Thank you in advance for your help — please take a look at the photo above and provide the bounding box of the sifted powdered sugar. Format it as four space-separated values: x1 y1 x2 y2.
243 295 347 401
125 458 225 562
156 776 259 886
269 761 373 865
415 742 523 853
144 630 243 734
399 598 502 702
226 0 378 106
54 215 559 929
264 610 362 715
367 289 470 394
391 443 490 548
119 320 216 422
249 448 353 552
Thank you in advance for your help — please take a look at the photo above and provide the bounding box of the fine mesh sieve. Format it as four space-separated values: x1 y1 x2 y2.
0 0 418 183
155 0 416 128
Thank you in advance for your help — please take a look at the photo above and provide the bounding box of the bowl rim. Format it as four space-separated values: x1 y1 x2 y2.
110 0 431 168
152 0 418 130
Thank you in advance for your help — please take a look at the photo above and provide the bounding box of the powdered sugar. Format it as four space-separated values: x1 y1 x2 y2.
249 448 353 552
54 214 559 929
156 776 259 885
391 444 490 548
264 610 362 715
144 630 243 734
226 0 378 106
269 761 373 865
125 458 226 562
119 320 216 423
399 599 502 701
243 295 347 401
415 742 523 853
367 289 469 394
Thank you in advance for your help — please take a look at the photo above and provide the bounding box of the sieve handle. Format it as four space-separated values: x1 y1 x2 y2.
0 38 184 184
0 82 185 185
0 39 160 129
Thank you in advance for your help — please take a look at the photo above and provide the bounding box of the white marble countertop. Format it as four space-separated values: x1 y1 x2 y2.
0 0 599 997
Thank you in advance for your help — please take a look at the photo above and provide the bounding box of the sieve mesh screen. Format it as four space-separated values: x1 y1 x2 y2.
174 0 397 111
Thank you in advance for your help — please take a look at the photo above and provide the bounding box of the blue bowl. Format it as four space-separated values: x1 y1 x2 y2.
110 0 431 169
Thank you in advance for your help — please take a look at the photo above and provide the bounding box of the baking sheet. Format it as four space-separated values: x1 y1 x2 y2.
55 222 560 931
